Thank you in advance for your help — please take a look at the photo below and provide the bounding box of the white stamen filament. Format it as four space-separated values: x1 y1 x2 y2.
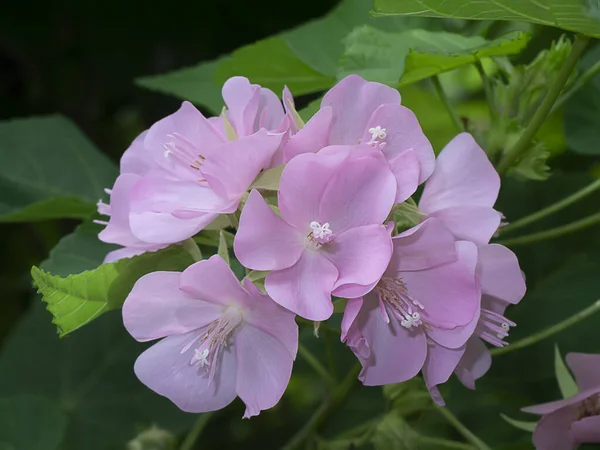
162 133 206 174
376 278 425 329
310 221 333 240
368 125 387 144
477 308 516 347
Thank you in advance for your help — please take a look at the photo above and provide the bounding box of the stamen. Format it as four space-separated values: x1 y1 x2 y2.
368 125 387 144
476 308 516 347
580 393 600 418
376 278 425 330
308 221 334 246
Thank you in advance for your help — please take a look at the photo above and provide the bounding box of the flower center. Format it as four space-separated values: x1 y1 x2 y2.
476 308 516 347
308 221 334 246
162 132 207 176
184 307 243 382
368 125 387 145
376 277 425 329
580 394 600 418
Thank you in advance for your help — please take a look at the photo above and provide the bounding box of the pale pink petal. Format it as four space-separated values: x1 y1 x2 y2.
419 133 500 212
429 206 502 245
341 297 363 341
282 86 298 133
388 218 457 273
222 77 260 136
104 246 159 263
235 324 295 418
333 280 378 300
123 271 223 342
523 386 600 415
99 174 144 247
477 244 526 304
362 104 435 182
423 343 466 405
387 150 421 204
400 241 479 328
322 225 392 294
427 297 480 349
134 330 238 413
572 416 600 444
454 337 492 389
120 130 151 176
129 210 218 244
532 406 578 450
234 190 304 271
322 75 400 145
566 353 600 392
265 251 338 321
257 87 285 131
283 106 332 162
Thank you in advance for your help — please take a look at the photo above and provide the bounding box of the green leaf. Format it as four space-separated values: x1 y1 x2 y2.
218 230 230 266
371 411 417 450
251 165 285 190
554 344 578 398
500 413 537 432
247 270 269 282
372 0 600 38
299 97 323 123
135 57 227 114
32 245 194 336
0 116 117 222
0 396 67 450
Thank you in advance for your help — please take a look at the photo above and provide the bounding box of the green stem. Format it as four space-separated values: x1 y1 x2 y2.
180 238 203 262
432 76 464 132
491 299 600 357
497 34 590 175
496 212 600 247
553 59 600 113
435 405 492 450
417 436 477 450
298 343 337 386
282 364 361 450
297 317 341 335
501 178 600 234
475 60 496 119
179 413 213 450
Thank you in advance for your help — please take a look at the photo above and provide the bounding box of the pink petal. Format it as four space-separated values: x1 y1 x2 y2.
134 330 238 413
129 210 218 244
235 324 295 418
333 280 378 300
322 224 392 295
522 386 600 415
265 251 338 321
566 353 600 392
282 86 298 134
362 104 435 182
389 218 457 273
422 343 466 405
572 416 600 444
235 190 304 270
477 244 526 304
257 87 285 131
356 293 427 385
387 150 421 204
419 133 500 212
532 406 578 450
103 246 159 263
179 256 249 307
322 75 400 145
99 174 144 247
283 106 332 162
341 297 363 341
454 337 492 389
426 296 480 349
120 130 151 176
400 241 479 328
222 77 260 136
123 271 223 342
428 206 502 245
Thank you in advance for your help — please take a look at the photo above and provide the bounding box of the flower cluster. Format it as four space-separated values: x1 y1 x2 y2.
100 75 527 417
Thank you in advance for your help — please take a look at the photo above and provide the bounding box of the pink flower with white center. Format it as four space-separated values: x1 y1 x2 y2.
341 218 480 387
123 255 298 418
419 133 503 245
523 353 600 449
127 101 284 245
283 74 435 204
234 145 397 321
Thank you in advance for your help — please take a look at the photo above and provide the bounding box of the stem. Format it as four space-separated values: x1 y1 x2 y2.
298 343 337 386
179 413 213 450
491 299 600 357
283 364 361 450
496 212 600 247
417 436 477 450
435 405 492 450
180 238 203 262
475 60 496 119
497 34 590 175
432 76 464 132
553 59 600 113
501 178 600 234
297 317 341 335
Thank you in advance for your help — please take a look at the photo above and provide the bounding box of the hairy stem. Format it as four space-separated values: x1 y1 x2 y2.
179 413 213 450
497 34 590 175
432 76 464 132
491 299 600 357
435 405 492 450
298 343 336 386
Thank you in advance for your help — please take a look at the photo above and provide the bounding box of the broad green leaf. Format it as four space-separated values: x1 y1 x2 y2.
218 230 230 266
371 411 417 450
32 245 194 336
372 0 600 38
214 37 335 96
135 57 228 114
554 345 578 398
251 165 285 190
500 414 537 432
0 116 117 222
0 396 67 450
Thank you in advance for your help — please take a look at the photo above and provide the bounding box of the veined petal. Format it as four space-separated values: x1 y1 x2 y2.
120 130 151 176
532 406 578 450
565 353 600 392
477 244 526 304
129 210 217 244
426 295 480 349
388 150 421 204
454 337 492 390
572 416 600 444
422 343 466 405
222 76 260 136
283 106 332 162
341 297 364 342
428 206 502 245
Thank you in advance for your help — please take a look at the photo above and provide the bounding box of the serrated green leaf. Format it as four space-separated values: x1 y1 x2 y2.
500 413 537 432
32 245 194 336
251 165 285 191
554 344 578 398
372 0 600 38
0 116 117 222
218 230 230 266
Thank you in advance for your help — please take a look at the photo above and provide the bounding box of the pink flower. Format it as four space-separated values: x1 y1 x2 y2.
234 145 396 321
522 353 600 449
122 255 298 418
284 74 435 203
128 101 284 244
341 218 480 388
419 133 503 245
